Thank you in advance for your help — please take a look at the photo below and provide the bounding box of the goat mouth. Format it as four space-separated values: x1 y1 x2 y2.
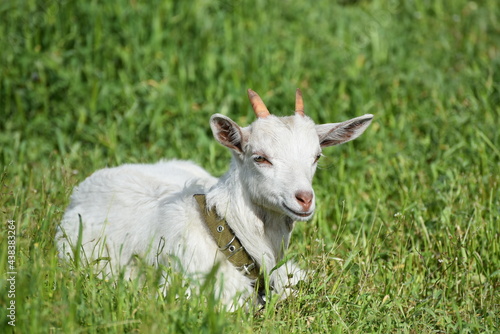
282 203 313 219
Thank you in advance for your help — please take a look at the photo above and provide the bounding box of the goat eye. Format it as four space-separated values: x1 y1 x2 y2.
314 154 322 163
253 156 271 165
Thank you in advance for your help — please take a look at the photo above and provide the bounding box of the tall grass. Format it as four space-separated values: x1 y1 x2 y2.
1 0 499 332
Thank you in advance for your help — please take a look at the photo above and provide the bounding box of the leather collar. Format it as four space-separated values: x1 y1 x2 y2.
194 194 264 286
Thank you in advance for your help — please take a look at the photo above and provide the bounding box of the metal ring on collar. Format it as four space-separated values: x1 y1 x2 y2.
237 262 256 276
227 246 243 258
218 234 236 251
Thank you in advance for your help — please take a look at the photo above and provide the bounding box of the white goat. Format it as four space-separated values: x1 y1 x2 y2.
57 89 373 309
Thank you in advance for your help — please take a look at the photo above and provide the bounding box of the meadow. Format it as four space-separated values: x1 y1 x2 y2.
1 0 499 332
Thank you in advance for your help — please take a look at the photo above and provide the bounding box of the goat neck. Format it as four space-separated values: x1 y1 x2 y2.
205 158 292 270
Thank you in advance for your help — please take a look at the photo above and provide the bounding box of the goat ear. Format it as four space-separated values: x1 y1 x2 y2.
316 114 373 148
210 114 245 153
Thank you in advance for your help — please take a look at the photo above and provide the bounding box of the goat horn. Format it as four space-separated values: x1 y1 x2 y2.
295 88 305 116
247 89 270 118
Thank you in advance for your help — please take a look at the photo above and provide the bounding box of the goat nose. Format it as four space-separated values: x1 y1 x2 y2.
295 190 313 211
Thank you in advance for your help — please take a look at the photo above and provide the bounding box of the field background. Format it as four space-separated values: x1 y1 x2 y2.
1 0 499 333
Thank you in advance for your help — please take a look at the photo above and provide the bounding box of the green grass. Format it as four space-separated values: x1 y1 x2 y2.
1 0 499 332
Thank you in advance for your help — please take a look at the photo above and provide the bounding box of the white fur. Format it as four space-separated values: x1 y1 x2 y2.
57 111 373 309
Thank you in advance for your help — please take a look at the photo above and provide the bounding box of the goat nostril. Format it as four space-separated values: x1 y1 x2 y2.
295 191 313 210
295 191 313 203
